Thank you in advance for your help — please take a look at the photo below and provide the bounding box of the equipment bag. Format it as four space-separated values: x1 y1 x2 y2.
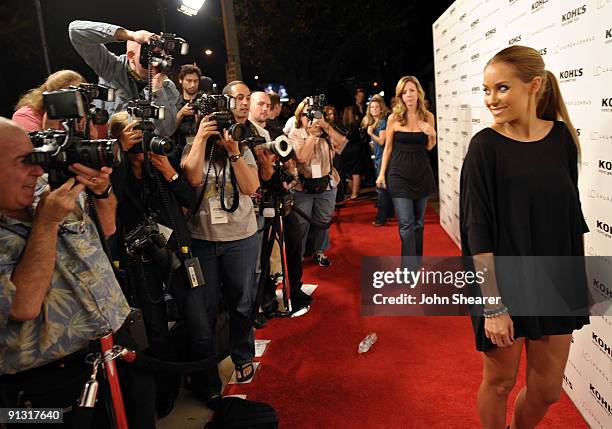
205 397 279 429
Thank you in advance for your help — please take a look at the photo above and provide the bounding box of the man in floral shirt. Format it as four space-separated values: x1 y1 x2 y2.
0 118 155 427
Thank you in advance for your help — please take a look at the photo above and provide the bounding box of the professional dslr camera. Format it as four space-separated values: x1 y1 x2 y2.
139 32 189 73
190 94 249 141
25 90 122 188
124 215 182 272
44 83 115 126
126 100 174 155
305 94 327 121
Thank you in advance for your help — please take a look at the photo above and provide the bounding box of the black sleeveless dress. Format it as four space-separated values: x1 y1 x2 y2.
387 131 435 199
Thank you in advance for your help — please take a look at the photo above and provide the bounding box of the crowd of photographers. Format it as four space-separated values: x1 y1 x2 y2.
0 19 371 428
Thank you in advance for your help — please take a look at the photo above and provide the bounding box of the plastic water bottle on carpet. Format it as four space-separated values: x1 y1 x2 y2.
358 332 377 354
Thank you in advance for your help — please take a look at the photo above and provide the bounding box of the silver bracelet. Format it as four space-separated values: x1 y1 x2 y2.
483 305 508 318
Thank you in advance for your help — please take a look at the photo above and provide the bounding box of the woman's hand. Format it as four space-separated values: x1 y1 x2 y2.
484 313 514 347
417 120 436 137
375 175 386 189
367 125 375 136
119 122 143 152
149 154 177 181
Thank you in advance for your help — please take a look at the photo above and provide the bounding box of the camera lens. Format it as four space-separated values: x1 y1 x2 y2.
229 123 249 141
148 136 174 155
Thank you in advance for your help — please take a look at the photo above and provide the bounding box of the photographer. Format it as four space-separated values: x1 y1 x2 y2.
249 92 312 319
68 20 179 137
0 117 156 427
13 70 85 132
289 99 347 267
181 81 260 401
108 111 196 417
174 64 201 154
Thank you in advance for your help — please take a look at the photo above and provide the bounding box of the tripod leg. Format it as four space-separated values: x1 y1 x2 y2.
276 215 291 312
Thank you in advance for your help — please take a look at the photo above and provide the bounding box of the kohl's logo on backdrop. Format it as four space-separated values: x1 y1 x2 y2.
472 86 481 94
562 374 573 390
509 0 519 5
508 35 522 45
460 44 468 52
598 159 612 176
471 19 479 29
461 74 468 81
485 28 496 39
532 0 548 12
593 278 612 302
606 27 612 42
460 13 467 22
596 218 612 239
602 97 612 112
559 68 583 82
471 53 480 62
589 383 612 415
561 5 587 25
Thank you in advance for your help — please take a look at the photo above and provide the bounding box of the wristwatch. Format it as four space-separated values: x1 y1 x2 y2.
91 185 113 199
168 173 180 182
229 153 243 163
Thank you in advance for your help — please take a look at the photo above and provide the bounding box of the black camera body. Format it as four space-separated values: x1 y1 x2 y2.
124 216 181 271
190 94 249 141
44 83 115 126
25 89 122 188
139 32 189 73
126 100 174 155
305 94 327 121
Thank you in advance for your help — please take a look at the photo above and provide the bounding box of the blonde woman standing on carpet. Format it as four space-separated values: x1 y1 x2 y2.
376 76 436 261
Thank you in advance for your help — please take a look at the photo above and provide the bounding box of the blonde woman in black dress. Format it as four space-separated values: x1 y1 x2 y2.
376 76 436 260
460 46 589 429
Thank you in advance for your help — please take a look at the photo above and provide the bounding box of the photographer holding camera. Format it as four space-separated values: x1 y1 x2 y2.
174 64 202 154
68 20 179 137
108 111 196 417
181 81 260 402
248 92 312 320
289 98 347 267
12 70 85 132
0 117 157 427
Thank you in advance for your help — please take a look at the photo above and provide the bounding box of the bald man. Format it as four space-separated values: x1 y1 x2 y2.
69 20 179 137
0 118 156 427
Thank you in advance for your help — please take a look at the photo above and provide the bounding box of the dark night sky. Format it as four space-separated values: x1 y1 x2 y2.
0 0 453 117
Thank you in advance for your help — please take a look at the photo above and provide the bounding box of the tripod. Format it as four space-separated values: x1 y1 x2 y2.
255 193 296 317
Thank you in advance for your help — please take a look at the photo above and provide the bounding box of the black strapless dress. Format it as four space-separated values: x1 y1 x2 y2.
387 131 435 199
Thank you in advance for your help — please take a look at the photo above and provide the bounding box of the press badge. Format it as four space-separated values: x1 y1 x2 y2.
311 164 323 178
209 197 229 224
184 257 205 288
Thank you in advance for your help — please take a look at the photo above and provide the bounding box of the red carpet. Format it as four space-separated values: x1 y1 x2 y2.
224 199 588 428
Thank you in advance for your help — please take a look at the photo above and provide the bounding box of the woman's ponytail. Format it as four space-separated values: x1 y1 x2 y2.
538 70 580 157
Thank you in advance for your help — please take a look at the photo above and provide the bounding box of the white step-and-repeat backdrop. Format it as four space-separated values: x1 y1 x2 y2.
432 1 612 427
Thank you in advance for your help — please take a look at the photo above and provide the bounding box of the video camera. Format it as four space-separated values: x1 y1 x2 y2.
126 100 174 155
190 94 249 141
25 90 122 188
44 83 115 125
139 32 189 73
124 215 181 272
305 94 327 121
